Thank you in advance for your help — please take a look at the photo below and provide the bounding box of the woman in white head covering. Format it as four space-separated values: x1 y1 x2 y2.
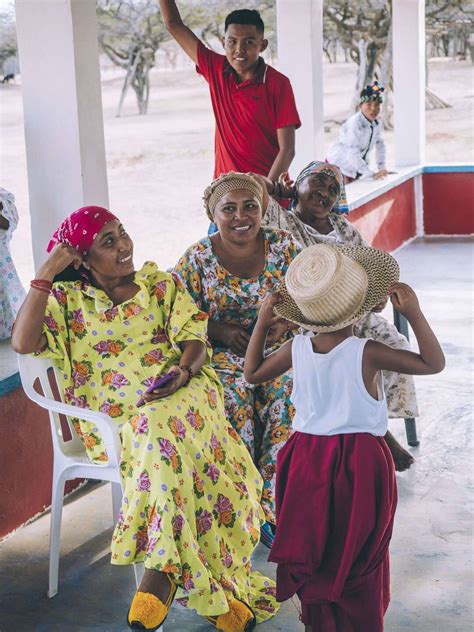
0 187 26 339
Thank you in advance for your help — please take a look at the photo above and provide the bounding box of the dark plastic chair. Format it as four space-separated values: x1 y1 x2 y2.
393 309 420 447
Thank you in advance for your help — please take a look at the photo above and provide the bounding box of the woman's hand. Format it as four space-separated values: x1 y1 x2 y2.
12 243 84 354
278 172 295 198
222 323 251 356
143 366 188 402
251 172 294 199
389 282 420 319
252 173 274 194
37 243 84 281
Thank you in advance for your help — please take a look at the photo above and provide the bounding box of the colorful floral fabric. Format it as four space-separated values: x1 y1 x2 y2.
175 228 301 523
0 187 26 340
263 203 419 419
34 262 279 621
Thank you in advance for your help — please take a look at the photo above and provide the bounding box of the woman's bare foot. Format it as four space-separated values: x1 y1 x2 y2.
384 430 415 472
138 569 175 603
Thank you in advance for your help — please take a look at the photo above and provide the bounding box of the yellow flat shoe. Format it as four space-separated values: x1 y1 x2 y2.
205 597 256 632
127 576 176 631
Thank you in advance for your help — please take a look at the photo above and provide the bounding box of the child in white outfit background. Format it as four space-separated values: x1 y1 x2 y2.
327 81 389 183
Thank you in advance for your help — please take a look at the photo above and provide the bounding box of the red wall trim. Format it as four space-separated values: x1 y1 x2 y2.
0 386 81 540
348 179 417 251
423 173 474 235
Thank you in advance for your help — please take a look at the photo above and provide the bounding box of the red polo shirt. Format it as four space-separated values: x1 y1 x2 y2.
197 42 301 178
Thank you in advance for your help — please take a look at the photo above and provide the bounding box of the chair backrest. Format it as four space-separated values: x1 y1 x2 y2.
17 354 88 459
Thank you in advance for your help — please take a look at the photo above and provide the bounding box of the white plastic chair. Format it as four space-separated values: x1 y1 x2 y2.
17 354 145 599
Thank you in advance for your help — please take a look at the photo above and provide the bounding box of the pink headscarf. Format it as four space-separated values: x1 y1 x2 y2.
47 206 118 255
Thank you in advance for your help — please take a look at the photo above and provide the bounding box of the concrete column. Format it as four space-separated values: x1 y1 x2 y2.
392 0 426 166
15 0 108 268
276 0 324 174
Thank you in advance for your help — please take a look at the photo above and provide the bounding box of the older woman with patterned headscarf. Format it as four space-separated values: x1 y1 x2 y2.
12 205 280 631
259 160 419 472
174 172 302 547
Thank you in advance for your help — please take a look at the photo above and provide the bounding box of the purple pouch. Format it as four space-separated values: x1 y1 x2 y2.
136 372 176 407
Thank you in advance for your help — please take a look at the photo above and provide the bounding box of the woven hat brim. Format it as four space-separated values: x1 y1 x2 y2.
274 245 400 333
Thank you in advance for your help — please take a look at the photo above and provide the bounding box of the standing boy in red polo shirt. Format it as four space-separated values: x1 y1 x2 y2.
158 1 301 181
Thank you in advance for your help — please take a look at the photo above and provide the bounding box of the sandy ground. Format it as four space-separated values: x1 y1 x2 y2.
0 58 473 285
0 239 472 631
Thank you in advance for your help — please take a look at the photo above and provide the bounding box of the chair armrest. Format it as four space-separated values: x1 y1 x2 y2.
393 307 410 339
28 391 122 468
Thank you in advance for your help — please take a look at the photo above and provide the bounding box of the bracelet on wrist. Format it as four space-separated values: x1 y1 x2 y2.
32 278 53 287
30 279 53 294
179 364 194 384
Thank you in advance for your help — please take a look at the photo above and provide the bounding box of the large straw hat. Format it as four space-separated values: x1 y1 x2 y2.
275 243 399 333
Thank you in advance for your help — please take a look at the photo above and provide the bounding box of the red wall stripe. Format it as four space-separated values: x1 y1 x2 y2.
348 179 417 252
423 173 474 235
0 387 81 540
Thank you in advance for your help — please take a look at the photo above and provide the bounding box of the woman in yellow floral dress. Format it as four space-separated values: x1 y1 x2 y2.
12 206 279 632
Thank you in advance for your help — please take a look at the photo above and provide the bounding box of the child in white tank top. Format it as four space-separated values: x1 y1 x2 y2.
244 243 444 632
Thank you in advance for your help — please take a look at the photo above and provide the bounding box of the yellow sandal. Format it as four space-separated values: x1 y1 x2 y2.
205 597 256 632
127 574 176 631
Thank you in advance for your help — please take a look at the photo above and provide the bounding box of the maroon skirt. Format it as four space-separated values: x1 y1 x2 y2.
269 432 397 632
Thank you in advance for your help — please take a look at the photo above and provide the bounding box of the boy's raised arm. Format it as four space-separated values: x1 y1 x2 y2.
158 0 200 64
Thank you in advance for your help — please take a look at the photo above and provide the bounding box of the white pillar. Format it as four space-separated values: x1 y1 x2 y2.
392 0 426 166
276 0 324 174
15 0 108 269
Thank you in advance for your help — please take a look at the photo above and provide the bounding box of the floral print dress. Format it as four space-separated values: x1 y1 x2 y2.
175 228 302 524
263 200 419 419
0 187 26 339
34 262 279 621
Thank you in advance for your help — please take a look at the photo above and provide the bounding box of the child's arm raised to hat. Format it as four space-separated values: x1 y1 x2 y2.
158 0 199 64
267 127 296 182
244 294 293 384
363 282 445 381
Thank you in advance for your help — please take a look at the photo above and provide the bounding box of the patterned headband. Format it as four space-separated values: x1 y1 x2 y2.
203 172 265 221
